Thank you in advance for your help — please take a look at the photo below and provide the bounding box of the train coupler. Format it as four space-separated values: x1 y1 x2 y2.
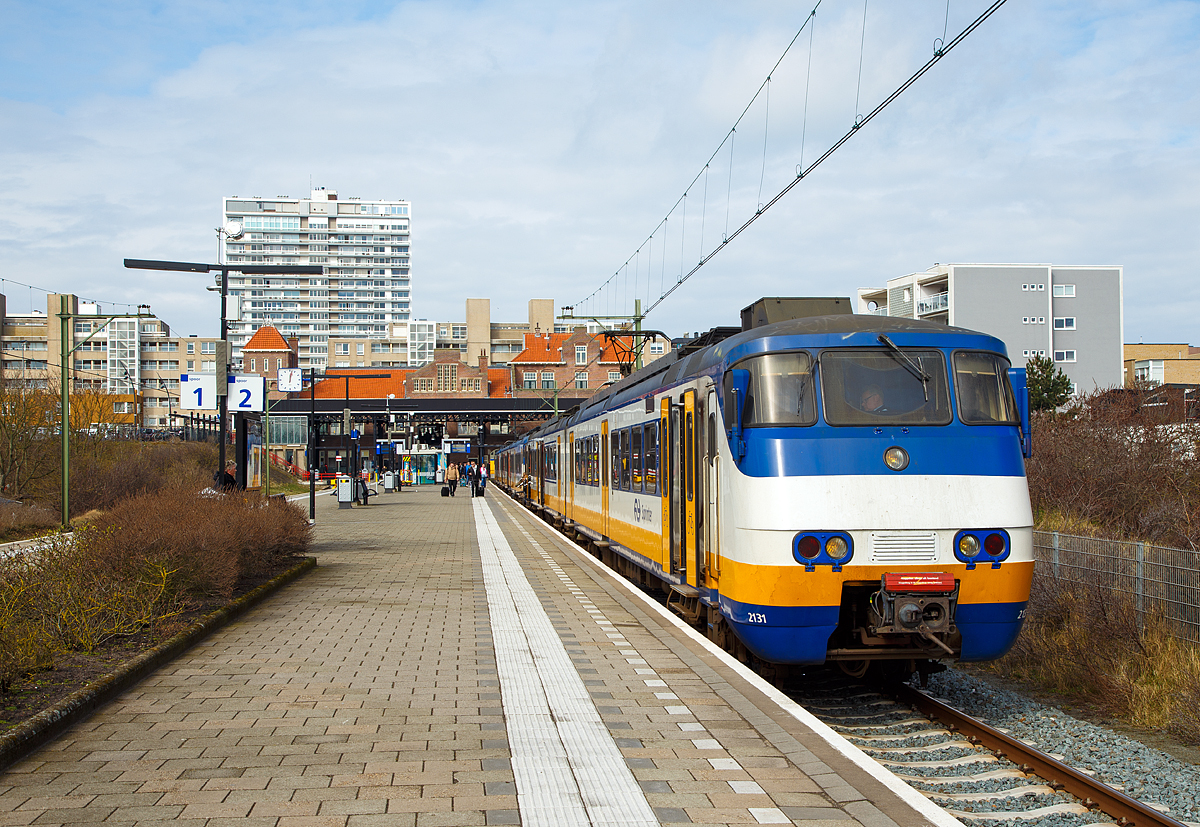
868 572 959 646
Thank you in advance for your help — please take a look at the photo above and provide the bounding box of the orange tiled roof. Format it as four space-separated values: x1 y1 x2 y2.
508 332 571 364
243 325 291 351
310 370 409 399
509 331 631 365
488 367 511 398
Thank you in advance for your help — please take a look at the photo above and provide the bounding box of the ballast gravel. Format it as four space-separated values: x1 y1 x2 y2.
924 668 1200 825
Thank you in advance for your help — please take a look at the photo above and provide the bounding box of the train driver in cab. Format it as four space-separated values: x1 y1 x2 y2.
860 384 888 413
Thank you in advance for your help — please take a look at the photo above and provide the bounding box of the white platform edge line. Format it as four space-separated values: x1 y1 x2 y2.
475 499 658 827
495 494 966 827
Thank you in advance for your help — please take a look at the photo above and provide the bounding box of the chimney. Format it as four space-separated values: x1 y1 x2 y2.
479 350 489 370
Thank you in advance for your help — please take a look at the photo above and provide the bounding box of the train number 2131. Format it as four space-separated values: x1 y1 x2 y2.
746 612 767 624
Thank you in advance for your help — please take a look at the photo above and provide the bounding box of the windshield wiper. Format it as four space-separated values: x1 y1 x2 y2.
878 334 929 402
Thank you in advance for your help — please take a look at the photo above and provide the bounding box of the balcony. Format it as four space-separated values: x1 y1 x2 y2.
917 292 948 315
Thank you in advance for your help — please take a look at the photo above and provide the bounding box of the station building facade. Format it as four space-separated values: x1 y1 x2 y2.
858 263 1124 394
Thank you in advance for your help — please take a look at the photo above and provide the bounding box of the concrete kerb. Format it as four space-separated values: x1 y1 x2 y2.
0 555 318 772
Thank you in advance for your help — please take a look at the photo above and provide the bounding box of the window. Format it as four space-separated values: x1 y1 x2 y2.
630 426 643 491
523 371 537 389
649 342 665 355
356 343 364 355
202 360 215 371
1037 284 1045 291
1054 350 1076 363
249 358 256 371
276 358 283 370
643 422 659 494
619 428 631 490
187 342 195 354
724 351 816 427
818 349 951 426
1022 317 1029 324
1021 284 1029 292
608 371 621 382
1053 284 1076 297
201 342 216 354
954 352 1019 425
575 372 588 389
575 345 587 365
541 371 555 389
1053 317 1076 330
187 360 195 371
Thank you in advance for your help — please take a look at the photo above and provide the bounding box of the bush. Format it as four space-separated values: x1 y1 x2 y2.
1027 391 1200 549
0 485 310 693
0 501 58 542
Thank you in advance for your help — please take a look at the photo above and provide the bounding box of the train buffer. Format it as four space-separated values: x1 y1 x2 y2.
0 485 958 827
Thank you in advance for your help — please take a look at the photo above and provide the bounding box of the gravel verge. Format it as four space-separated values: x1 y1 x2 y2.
925 667 1200 825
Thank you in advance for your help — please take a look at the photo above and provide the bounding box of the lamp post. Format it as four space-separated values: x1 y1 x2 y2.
124 257 323 483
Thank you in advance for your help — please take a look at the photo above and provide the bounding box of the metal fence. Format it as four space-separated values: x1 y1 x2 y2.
1033 531 1200 643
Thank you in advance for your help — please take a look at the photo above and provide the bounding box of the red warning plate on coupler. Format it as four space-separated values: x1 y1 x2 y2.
883 572 956 592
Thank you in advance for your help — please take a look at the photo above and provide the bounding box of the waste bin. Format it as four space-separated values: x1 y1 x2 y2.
383 471 395 492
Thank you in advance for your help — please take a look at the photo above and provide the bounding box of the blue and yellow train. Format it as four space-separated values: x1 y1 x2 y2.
495 314 1033 672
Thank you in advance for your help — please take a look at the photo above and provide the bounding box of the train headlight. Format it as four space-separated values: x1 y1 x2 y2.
884 446 909 471
825 536 849 560
958 534 980 557
954 529 1011 569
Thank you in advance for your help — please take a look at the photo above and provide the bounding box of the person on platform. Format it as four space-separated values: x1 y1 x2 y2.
446 462 460 497
478 461 488 496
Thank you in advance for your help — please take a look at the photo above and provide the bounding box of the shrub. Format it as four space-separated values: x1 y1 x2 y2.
1027 391 1200 549
0 484 311 693
0 501 58 542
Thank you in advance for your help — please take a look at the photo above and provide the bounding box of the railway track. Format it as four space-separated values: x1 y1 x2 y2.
506 488 1193 827
791 672 1190 826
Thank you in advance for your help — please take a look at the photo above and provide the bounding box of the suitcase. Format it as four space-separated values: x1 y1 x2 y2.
441 486 450 497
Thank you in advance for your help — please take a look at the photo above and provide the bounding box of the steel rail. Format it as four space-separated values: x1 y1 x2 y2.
893 684 1187 827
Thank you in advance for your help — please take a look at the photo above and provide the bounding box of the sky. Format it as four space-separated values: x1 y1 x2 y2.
1 0 1197 344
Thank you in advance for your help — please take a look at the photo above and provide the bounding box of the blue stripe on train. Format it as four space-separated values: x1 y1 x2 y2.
718 595 1027 664
739 426 1027 478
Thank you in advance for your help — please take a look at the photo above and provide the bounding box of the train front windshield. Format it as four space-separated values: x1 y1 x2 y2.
821 349 952 426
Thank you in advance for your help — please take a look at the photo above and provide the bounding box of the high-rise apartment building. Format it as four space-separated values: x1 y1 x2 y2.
221 188 411 369
858 263 1124 394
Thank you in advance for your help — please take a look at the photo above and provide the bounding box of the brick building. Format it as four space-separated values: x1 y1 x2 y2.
508 327 627 400
402 348 511 399
242 325 299 398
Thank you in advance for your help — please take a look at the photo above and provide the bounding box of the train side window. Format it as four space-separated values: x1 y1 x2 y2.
631 425 643 491
585 435 593 486
611 433 620 489
685 410 694 502
590 435 598 485
624 429 633 487
644 422 658 494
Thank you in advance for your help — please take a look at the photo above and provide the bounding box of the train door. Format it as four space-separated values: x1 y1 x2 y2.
706 389 720 587
683 389 699 588
556 436 562 501
601 421 610 538
660 398 672 574
567 431 575 520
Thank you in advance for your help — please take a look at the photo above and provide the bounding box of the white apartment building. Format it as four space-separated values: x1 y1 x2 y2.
858 263 1124 394
221 188 411 369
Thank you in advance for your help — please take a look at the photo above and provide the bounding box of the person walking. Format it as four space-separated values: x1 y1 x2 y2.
478 460 488 496
446 462 460 497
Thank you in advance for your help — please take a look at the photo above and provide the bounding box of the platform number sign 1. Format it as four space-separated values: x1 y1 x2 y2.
179 374 218 411
229 375 265 412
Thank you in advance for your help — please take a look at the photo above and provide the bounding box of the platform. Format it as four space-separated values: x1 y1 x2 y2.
0 485 956 827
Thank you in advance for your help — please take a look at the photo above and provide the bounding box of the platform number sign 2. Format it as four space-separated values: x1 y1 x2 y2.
229 375 265 412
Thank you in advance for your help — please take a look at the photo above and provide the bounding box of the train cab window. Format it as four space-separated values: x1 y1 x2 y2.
954 353 1019 424
726 352 817 427
631 426 644 491
644 422 659 494
821 349 952 426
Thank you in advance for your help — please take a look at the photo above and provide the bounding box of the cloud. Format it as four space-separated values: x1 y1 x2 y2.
0 0 1197 348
